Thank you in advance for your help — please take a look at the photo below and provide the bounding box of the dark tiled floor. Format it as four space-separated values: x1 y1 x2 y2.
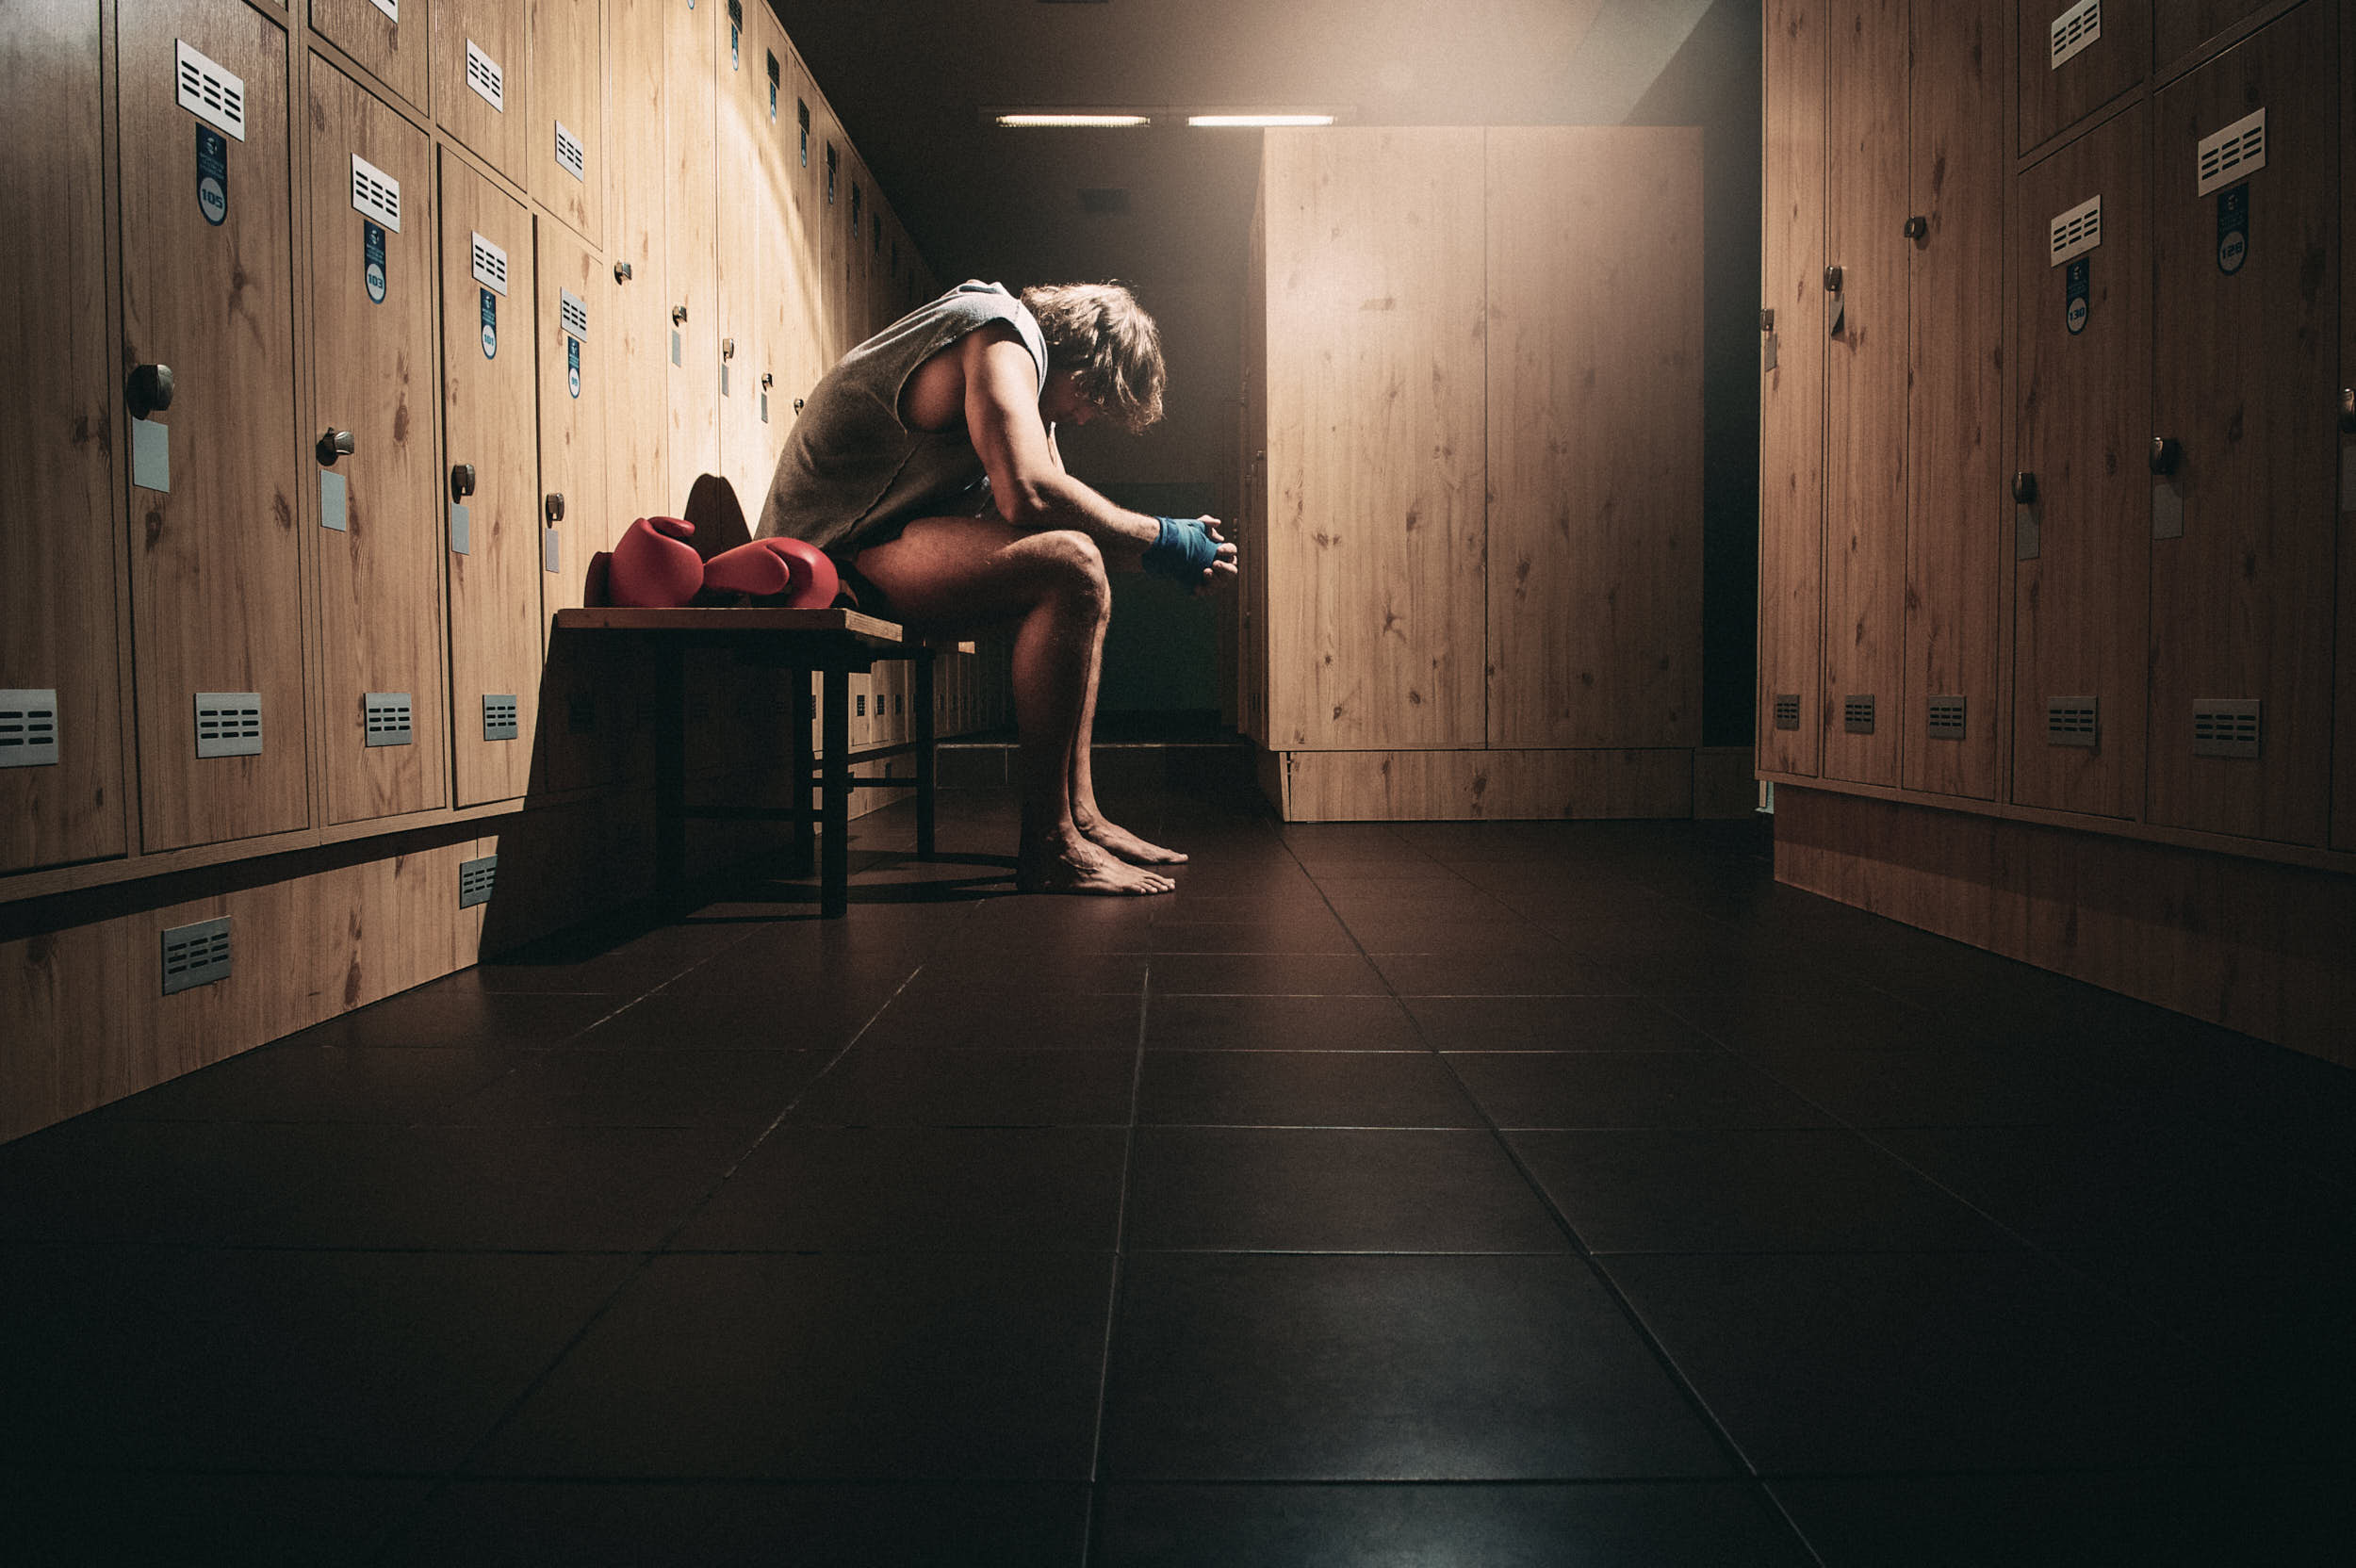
4 781 2353 1564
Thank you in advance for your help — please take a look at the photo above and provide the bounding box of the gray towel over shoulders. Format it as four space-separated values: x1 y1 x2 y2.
754 280 1049 554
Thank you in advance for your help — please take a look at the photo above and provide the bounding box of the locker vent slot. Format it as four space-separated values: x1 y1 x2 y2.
1772 694 1801 731
1841 694 1876 735
2047 194 2101 266
466 41 505 114
560 288 589 340
161 915 234 996
370 0 398 21
194 693 264 759
459 854 499 908
2196 109 2265 197
350 154 401 232
2049 0 2101 69
470 233 509 296
2191 698 2261 759
174 40 247 142
364 692 414 748
0 690 61 768
1926 695 1968 741
554 120 586 184
568 694 597 733
2046 697 2100 747
483 694 519 742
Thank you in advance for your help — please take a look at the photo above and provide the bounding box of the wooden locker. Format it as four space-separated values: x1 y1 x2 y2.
529 0 603 247
1821 0 1909 788
1903 0 2005 800
663 0 719 514
1484 127 1703 751
534 213 610 629
2155 0 2282 64
2018 0 2150 155
846 155 874 343
2011 106 2153 821
604 0 668 524
2337 0 2356 853
440 147 542 807
120 0 309 853
753 11 793 483
817 115 848 362
1758 0 1826 778
309 0 426 112
1260 128 1488 751
309 56 448 826
713 0 767 518
2147 1 2338 843
778 45 832 418
434 0 530 186
1240 178 1269 747
0 0 125 874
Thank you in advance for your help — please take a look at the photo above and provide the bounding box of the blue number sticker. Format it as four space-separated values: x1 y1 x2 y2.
567 335 581 400
364 221 387 304
2217 185 2250 276
2065 256 2089 335
196 127 228 226
481 287 498 359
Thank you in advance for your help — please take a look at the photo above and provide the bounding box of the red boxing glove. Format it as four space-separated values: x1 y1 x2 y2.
702 541 792 597
609 516 703 608
755 537 840 610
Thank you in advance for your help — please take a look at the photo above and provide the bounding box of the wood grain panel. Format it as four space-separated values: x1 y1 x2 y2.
752 7 794 492
440 148 542 806
1759 0 1827 780
1276 749 1694 823
2337 0 2356 853
434 0 530 184
0 0 125 874
713 2 769 520
1241 175 1270 746
2147 3 2337 843
1484 127 1703 750
2012 106 2151 819
2154 0 2282 65
2018 0 2150 155
533 215 610 634
310 57 447 827
529 0 603 245
663 0 719 512
1904 0 2005 800
777 42 831 418
1822 0 1908 788
311 0 426 111
1 920 133 1142
1261 128 1488 751
602 0 668 523
121 0 310 853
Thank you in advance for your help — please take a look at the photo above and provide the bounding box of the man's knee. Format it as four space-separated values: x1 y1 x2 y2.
1035 530 1111 612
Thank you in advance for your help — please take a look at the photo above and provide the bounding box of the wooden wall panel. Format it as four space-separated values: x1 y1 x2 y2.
2147 4 2337 844
310 57 448 827
1903 0 2005 800
1240 177 1270 746
2017 0 2149 155
753 8 794 481
0 0 125 874
1485 127 1703 751
440 148 542 807
2154 0 2282 64
533 215 610 629
1277 749 1694 823
814 100 849 363
529 0 604 246
434 0 531 185
1758 0 1826 779
311 0 426 112
1262 128 1488 751
121 0 310 853
2337 0 2356 854
2012 106 2151 820
602 0 669 524
1 920 134 1143
663 0 720 512
1821 0 1908 788
777 44 832 418
713 4 769 519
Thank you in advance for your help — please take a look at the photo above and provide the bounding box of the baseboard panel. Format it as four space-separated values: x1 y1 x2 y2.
1268 748 1696 822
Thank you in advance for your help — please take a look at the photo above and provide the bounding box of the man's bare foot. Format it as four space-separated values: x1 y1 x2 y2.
1073 811 1188 866
1019 830 1177 895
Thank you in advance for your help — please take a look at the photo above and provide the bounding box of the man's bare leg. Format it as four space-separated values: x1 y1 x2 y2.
1065 601 1186 866
853 517 1174 895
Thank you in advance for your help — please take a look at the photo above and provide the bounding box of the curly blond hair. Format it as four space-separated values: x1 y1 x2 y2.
1020 282 1166 433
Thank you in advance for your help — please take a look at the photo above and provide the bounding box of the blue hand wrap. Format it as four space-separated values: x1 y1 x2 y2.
1141 516 1218 583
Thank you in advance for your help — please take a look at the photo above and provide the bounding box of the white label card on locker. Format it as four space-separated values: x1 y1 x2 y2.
320 469 349 531
544 529 562 574
450 503 471 555
351 154 401 232
470 233 509 295
466 41 505 114
174 40 247 141
370 0 398 20
132 416 171 493
2151 481 2184 540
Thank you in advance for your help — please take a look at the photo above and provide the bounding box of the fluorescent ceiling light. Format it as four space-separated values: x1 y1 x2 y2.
1187 114 1336 128
994 113 1151 128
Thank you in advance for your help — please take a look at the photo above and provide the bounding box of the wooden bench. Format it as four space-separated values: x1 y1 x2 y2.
550 606 966 917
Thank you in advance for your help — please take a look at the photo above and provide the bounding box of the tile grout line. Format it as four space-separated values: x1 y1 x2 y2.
1078 954 1153 1564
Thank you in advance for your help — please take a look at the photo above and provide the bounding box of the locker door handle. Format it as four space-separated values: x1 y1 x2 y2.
722 338 735 360
450 464 477 500
1904 216 1928 240
2340 388 2355 433
761 372 774 389
545 493 565 523
794 398 806 414
1823 265 1843 292
2012 471 2037 504
126 363 174 418
673 304 689 326
1759 308 1775 332
315 429 356 466
2148 437 2182 476
614 261 634 283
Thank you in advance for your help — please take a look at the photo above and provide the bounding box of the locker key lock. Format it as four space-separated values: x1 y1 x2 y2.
722 338 735 360
614 261 633 283
1759 308 1775 333
316 428 356 466
1904 216 1928 240
761 372 775 389
2148 436 2183 476
1823 265 1843 292
126 363 174 419
672 304 689 326
2011 471 2037 505
794 398 806 415
2340 388 2355 434
545 493 565 523
450 464 478 501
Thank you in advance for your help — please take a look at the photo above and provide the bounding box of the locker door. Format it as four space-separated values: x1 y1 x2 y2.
605 0 669 524
434 0 529 185
845 160 871 346
1821 0 1908 788
2012 106 2153 821
310 0 425 113
1 0 125 874
310 57 447 825
663 0 720 513
753 12 794 501
714 0 768 517
2148 1 2338 844
2018 0 2149 155
817 114 848 362
1758 0 1826 777
2155 0 2280 64
1903 0 2004 800
120 0 309 853
529 0 603 247
440 148 542 807
2337 0 2356 853
537 214 615 792
779 46 831 421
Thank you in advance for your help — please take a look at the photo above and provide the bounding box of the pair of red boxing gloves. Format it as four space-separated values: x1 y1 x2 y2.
600 514 840 610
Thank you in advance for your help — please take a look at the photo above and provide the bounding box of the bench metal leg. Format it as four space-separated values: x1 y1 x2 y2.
653 640 686 902
789 668 815 877
821 661 849 918
914 649 937 860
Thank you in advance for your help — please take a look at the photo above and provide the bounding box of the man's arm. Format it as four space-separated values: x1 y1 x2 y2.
962 328 1159 562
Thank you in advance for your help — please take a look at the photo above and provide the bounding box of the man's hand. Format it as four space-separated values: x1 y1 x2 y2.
1192 518 1238 596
